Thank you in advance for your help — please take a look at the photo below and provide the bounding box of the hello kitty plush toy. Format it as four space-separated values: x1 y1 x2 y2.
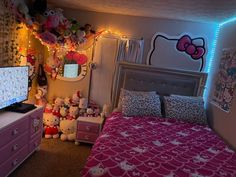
52 97 64 116
86 107 94 117
43 113 60 139
64 97 72 109
60 119 76 141
60 106 68 119
66 106 79 120
72 91 81 106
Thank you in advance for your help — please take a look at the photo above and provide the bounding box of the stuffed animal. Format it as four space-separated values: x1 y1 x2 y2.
60 106 68 119
43 113 60 139
35 85 48 107
60 119 76 141
43 8 60 30
44 103 53 113
79 98 88 109
67 106 79 120
52 97 64 117
71 91 81 106
86 107 94 117
35 64 48 107
64 97 72 108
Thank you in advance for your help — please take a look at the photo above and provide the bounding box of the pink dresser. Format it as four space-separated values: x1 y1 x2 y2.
0 107 43 177
75 116 104 145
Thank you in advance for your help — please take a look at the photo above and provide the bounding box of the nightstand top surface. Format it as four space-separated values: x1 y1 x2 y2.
77 116 104 124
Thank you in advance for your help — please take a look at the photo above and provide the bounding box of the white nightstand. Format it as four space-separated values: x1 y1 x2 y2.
75 116 104 145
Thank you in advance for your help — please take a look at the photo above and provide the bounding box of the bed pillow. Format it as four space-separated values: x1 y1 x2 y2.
122 93 162 117
118 89 156 110
163 95 207 125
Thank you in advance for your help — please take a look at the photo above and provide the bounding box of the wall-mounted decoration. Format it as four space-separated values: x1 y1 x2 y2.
147 33 206 72
44 50 88 81
211 48 236 112
0 0 19 66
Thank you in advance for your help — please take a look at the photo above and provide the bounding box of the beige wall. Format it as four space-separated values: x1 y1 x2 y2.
62 9 217 106
63 9 217 69
208 21 236 149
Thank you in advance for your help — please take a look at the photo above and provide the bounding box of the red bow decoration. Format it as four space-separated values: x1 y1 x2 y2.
176 35 205 60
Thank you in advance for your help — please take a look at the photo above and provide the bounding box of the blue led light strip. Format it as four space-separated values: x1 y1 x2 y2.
219 17 236 26
204 16 236 103
203 25 220 102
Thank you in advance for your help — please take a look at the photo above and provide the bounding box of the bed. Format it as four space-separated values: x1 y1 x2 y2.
81 62 236 177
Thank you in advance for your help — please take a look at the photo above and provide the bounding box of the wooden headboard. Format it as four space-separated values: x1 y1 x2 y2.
111 62 207 109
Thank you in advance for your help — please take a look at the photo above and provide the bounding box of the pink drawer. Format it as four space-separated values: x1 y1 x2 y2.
77 131 98 143
77 122 100 133
0 117 28 147
29 110 43 139
0 131 28 164
0 145 28 177
29 134 42 154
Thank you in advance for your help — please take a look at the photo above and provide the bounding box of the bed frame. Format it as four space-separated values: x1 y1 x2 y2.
111 62 207 109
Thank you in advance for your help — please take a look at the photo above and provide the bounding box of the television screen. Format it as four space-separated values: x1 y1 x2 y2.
0 66 29 110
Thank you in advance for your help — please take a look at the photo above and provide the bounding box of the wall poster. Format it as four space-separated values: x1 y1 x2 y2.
212 48 236 112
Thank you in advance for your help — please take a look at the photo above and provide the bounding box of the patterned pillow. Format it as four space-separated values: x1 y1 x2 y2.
118 89 156 110
122 94 162 117
163 95 207 125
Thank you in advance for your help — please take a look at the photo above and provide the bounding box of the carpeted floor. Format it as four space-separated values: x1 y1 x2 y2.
9 138 92 177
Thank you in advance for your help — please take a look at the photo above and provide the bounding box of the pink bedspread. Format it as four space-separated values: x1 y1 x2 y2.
81 112 236 177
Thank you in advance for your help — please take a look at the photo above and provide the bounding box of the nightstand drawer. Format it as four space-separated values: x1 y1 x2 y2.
0 117 28 147
77 132 98 142
0 131 28 164
0 145 28 177
78 122 100 133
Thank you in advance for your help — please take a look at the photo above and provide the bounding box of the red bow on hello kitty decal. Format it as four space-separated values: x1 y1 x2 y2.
176 35 205 60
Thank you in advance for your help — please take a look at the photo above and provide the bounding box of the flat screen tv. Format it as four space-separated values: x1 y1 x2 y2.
0 66 29 110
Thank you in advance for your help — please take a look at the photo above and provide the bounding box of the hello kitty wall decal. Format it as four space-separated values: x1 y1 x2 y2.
147 33 206 72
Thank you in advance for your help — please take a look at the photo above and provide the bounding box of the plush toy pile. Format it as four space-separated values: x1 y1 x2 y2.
42 90 101 141
10 0 101 51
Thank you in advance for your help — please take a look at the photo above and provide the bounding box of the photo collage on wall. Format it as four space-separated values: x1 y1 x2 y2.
212 48 236 112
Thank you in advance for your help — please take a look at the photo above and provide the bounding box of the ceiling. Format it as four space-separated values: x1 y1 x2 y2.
48 0 236 23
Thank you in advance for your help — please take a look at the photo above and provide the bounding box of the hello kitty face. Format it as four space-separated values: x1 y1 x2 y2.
69 106 79 117
223 88 233 103
89 164 106 176
43 113 59 126
119 160 135 171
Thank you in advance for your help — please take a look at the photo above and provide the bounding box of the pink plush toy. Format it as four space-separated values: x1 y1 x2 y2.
43 9 60 30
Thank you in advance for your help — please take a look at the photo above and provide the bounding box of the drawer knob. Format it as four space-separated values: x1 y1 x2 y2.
12 129 18 136
12 159 18 166
12 144 18 151
86 126 91 131
85 135 89 140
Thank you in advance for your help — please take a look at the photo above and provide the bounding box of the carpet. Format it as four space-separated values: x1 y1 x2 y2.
9 138 92 177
